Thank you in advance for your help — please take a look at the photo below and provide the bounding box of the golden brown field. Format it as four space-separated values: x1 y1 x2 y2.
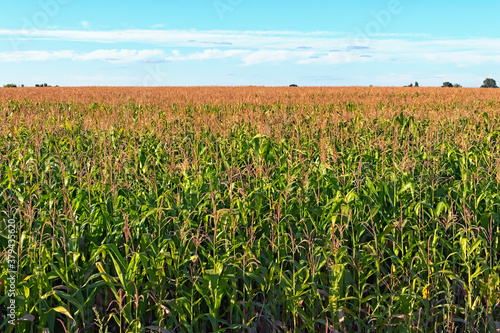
1 86 499 107
1 86 499 135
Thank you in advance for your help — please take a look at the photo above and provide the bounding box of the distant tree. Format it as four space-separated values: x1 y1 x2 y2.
481 78 498 88
3 83 17 88
453 83 462 88
35 84 40 87
414 81 419 87
43 83 48 87
21 84 24 87
442 82 453 88
289 84 298 87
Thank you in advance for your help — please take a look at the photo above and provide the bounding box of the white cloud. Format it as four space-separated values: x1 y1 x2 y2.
241 50 315 66
164 49 249 62
0 49 165 63
74 49 165 62
297 52 362 65
1 28 500 67
0 28 352 51
0 50 76 62
81 21 89 28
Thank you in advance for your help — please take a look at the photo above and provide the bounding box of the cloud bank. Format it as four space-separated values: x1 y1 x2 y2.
1 29 500 67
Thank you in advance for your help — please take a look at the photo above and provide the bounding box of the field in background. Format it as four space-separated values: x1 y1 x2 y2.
1 87 500 332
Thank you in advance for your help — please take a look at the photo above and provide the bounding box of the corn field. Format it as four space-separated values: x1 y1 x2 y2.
1 87 500 332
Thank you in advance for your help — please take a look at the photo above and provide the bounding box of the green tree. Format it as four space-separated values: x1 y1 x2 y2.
442 82 453 88
3 83 17 88
414 81 419 87
481 78 498 88
453 83 462 88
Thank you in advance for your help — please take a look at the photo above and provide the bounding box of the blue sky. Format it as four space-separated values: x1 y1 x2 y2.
1 0 499 87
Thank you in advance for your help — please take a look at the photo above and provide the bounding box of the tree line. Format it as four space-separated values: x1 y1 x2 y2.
3 83 55 88
403 78 498 88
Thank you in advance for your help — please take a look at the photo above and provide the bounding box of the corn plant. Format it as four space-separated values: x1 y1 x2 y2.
1 87 500 332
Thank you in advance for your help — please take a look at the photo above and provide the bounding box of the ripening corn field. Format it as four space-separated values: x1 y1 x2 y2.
1 87 500 332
